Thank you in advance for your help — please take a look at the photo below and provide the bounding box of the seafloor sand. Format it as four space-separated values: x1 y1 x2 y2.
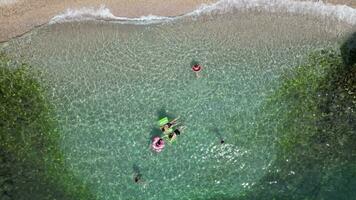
0 0 355 43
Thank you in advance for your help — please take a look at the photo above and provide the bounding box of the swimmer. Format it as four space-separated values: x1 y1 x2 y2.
173 126 184 136
134 173 142 183
191 63 202 78
165 126 186 143
132 164 144 184
167 132 177 143
151 136 165 152
155 138 164 147
160 117 179 133
133 172 149 188
220 139 225 144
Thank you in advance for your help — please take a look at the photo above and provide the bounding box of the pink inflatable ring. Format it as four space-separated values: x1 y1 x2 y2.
152 137 165 152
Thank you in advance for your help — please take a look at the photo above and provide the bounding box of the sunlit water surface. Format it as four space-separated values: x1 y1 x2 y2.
1 11 354 200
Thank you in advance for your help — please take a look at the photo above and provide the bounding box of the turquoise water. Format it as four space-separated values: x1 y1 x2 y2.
2 11 354 200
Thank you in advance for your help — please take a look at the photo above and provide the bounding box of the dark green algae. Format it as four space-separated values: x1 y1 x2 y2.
0 52 95 200
195 33 356 200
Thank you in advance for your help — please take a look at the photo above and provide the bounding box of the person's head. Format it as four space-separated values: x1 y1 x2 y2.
220 139 225 144
156 138 163 145
134 173 141 183
161 124 169 131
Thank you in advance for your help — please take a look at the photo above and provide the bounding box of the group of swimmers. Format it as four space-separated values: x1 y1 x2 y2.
151 117 186 152
134 62 226 182
151 62 204 152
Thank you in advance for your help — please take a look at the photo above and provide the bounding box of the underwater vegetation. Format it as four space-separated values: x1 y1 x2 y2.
198 33 356 200
0 53 95 200
236 33 356 200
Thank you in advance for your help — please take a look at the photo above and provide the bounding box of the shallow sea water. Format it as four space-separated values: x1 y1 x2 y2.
2 11 354 200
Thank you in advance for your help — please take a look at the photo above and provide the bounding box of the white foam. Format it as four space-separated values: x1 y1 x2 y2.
49 0 356 25
49 5 173 24
187 0 356 25
0 0 17 6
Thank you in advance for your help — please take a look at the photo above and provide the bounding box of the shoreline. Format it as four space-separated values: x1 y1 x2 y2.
0 0 216 43
1 0 356 43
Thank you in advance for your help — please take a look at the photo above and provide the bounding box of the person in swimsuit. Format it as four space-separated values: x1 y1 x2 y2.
192 63 202 78
151 137 165 152
155 138 164 147
134 173 142 183
165 126 186 143
167 132 177 142
160 117 179 133
190 60 203 78
133 164 143 184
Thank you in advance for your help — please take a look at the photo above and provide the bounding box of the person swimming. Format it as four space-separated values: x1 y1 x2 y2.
192 63 202 78
160 117 179 133
165 126 185 143
155 138 163 147
151 136 165 152
133 164 143 184
167 132 177 142
133 171 149 187
173 127 183 136
134 173 142 183
190 60 203 78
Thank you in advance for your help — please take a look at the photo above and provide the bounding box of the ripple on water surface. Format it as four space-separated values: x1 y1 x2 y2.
2 10 354 200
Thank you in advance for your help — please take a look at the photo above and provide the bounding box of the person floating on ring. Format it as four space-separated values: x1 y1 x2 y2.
191 60 203 78
151 137 165 152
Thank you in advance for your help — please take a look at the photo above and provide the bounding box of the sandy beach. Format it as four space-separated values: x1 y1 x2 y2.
0 0 215 42
0 0 355 43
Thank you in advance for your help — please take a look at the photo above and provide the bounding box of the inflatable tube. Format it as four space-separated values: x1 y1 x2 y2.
192 64 202 72
159 117 169 126
152 136 165 152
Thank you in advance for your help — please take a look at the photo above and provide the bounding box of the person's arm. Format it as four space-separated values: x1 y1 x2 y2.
170 116 180 125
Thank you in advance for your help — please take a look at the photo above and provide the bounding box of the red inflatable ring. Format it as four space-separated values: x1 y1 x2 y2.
192 64 202 72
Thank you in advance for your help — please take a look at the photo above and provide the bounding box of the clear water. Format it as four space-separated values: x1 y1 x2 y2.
2 11 353 200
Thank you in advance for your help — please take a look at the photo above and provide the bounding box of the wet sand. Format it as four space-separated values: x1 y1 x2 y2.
0 0 355 43
0 0 215 42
